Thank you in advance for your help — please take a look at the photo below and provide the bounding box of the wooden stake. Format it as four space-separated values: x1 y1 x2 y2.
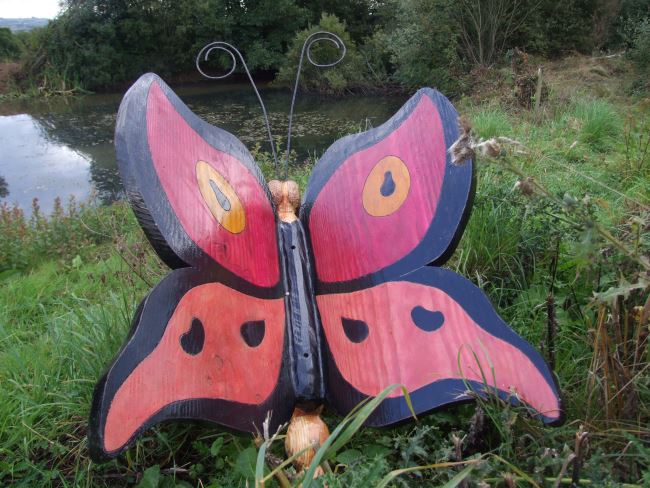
534 66 543 113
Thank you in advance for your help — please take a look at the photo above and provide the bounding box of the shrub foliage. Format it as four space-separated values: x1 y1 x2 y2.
12 0 650 93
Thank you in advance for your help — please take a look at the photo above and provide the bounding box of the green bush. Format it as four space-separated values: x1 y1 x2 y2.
607 0 650 49
275 14 371 94
0 28 22 62
380 0 461 93
629 17 650 73
25 0 309 91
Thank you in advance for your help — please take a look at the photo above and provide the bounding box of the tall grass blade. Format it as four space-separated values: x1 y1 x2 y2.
302 384 415 487
255 439 269 487
377 460 480 488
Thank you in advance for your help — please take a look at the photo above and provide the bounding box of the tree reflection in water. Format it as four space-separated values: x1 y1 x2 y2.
1 84 405 213
0 175 8 198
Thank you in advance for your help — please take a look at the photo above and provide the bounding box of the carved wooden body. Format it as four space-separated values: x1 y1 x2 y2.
272 180 325 404
88 73 562 461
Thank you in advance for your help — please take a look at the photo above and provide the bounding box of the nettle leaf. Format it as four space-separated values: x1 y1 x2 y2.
234 446 257 480
160 479 192 488
135 465 160 488
365 444 392 459
593 277 649 304
210 437 224 457
336 448 363 465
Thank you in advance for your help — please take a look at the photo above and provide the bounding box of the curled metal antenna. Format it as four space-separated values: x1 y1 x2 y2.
285 31 346 179
196 41 279 173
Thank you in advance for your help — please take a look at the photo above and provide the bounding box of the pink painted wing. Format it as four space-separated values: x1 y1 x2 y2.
300 88 473 292
89 268 293 460
318 267 563 425
116 73 280 293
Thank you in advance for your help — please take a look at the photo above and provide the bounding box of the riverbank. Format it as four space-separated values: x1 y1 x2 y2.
1 56 649 486
0 62 20 92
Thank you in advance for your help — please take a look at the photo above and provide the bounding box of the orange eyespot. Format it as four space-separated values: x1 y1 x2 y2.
196 160 245 234
362 156 411 217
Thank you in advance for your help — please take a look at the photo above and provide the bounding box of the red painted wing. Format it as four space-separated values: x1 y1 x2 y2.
318 267 562 425
116 73 280 292
89 268 293 460
301 88 473 291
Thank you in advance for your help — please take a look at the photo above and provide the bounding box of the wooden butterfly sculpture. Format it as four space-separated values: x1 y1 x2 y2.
89 33 563 461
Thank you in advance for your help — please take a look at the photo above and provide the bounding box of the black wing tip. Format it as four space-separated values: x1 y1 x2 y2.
87 373 120 462
348 381 565 430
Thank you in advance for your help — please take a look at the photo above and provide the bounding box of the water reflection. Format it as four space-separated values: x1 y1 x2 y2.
0 83 406 214
0 114 95 214
0 176 7 198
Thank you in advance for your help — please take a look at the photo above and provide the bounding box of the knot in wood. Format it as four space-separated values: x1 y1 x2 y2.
269 179 300 223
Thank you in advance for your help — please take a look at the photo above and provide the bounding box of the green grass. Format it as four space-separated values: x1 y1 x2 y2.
567 99 623 152
469 107 513 139
1 61 650 486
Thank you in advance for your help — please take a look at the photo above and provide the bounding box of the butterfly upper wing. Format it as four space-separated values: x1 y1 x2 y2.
116 73 280 293
318 267 563 425
89 268 294 460
300 88 473 292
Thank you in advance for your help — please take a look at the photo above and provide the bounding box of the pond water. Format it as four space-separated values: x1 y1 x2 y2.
0 83 406 214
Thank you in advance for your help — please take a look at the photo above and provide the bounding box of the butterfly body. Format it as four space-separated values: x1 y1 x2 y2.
89 73 563 461
271 180 326 405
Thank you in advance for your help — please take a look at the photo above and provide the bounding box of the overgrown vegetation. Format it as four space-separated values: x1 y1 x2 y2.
3 0 650 96
1 55 649 486
0 28 22 62
627 16 650 90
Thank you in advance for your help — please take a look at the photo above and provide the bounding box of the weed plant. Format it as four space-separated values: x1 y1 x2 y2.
1 63 649 486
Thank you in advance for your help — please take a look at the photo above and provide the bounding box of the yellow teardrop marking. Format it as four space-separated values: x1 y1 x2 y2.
196 160 246 234
362 155 411 217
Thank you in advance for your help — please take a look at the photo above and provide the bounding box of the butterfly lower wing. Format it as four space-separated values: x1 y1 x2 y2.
89 268 293 460
301 89 473 292
318 267 562 426
117 73 280 292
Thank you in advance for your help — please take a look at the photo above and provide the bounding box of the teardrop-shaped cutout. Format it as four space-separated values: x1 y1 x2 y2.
180 318 205 355
209 179 232 211
380 171 396 197
241 320 266 348
342 317 369 343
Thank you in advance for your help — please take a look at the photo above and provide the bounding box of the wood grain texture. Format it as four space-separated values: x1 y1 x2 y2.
116 73 280 294
285 406 330 472
269 179 300 223
278 219 326 402
301 88 474 292
91 75 563 464
319 266 563 427
361 155 411 217
89 268 294 460
196 160 246 234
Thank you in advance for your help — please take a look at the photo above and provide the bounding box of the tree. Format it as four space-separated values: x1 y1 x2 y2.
275 13 370 94
379 0 461 92
29 0 310 90
0 28 23 62
455 0 537 66
297 0 378 42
